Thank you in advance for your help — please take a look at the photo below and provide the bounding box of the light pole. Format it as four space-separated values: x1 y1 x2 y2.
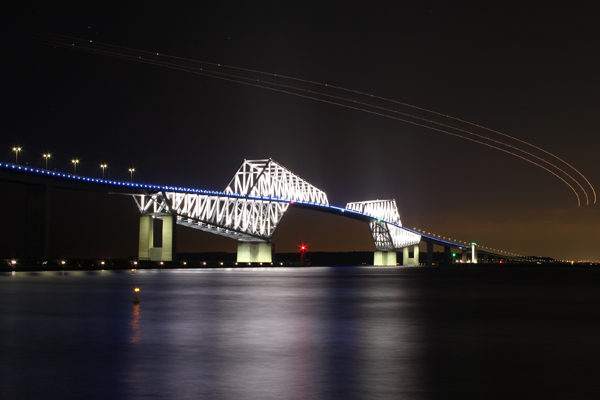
43 153 51 170
100 164 107 179
72 159 79 174
12 147 21 165
129 168 135 182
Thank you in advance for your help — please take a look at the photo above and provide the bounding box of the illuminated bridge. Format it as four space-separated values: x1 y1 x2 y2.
0 159 511 265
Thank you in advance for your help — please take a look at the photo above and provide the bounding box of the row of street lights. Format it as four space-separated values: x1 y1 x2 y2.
12 147 136 182
412 227 521 258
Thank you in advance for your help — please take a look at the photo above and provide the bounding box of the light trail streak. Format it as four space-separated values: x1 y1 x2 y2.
153 64 590 205
205 58 597 205
33 34 595 206
153 46 597 205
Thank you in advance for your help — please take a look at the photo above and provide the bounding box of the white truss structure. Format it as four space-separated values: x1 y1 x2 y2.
133 192 289 241
224 159 329 205
346 199 421 251
346 199 402 225
132 159 329 242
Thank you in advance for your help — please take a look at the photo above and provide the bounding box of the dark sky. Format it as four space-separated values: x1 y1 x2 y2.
2 2 599 261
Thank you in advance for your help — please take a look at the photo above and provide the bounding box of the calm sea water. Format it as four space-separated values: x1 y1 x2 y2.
1 266 600 400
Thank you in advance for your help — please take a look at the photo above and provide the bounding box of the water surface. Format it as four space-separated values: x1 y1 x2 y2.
1 266 600 399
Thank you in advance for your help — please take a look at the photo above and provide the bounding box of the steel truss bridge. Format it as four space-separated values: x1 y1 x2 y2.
0 159 521 265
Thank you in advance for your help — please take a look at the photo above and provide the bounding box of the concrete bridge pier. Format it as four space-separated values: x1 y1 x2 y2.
402 245 420 266
426 242 434 266
462 249 468 263
237 242 273 263
374 251 397 266
471 243 478 263
444 246 452 264
138 214 176 262
25 184 51 260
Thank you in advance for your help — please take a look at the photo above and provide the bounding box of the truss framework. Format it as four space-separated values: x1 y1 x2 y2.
346 199 421 251
346 199 402 225
132 159 329 242
224 159 329 205
133 192 289 241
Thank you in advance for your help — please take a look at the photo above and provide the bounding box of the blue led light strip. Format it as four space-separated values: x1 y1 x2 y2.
1 162 483 252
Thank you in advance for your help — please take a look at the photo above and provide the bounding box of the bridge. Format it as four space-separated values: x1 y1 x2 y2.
0 159 520 265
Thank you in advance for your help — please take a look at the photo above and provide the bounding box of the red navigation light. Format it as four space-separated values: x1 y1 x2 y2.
299 243 308 265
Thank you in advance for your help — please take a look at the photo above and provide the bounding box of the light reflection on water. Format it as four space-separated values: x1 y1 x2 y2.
130 304 141 345
1 266 600 399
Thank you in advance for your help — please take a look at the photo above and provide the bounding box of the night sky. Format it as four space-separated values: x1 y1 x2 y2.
3 2 599 261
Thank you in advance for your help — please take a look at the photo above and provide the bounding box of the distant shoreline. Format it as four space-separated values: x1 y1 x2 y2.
2 262 596 273
2 251 594 272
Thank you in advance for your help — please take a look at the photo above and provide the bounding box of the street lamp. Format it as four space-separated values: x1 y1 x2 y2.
43 153 51 170
12 147 21 165
72 159 79 174
129 168 135 182
100 164 107 179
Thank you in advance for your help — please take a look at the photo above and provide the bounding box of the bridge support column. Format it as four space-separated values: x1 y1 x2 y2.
462 249 468 263
414 244 420 265
471 243 478 264
374 251 396 266
426 242 434 266
402 245 420 266
161 215 176 262
237 242 272 263
444 246 452 265
25 184 51 260
138 215 153 261
138 214 176 262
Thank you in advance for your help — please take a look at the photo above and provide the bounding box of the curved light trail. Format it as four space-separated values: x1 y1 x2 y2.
33 34 596 206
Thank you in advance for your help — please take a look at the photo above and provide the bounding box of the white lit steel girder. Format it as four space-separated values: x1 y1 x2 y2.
224 159 329 205
369 220 395 251
133 192 289 242
132 159 329 242
346 199 421 251
347 199 402 225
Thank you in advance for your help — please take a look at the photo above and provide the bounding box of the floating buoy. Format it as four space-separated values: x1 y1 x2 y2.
133 287 140 303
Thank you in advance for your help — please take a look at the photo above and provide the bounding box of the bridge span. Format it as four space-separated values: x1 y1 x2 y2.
0 160 517 265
